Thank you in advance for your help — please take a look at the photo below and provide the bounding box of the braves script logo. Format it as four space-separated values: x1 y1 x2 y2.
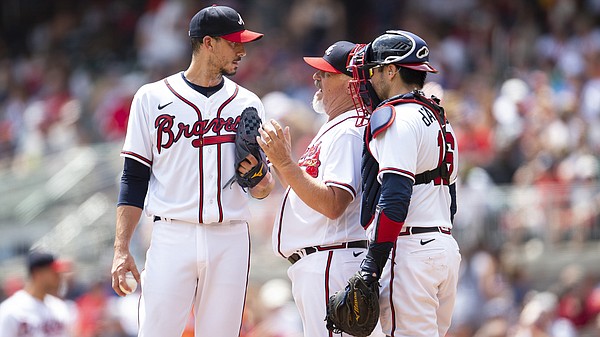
155 114 240 153
298 141 322 178
17 319 65 336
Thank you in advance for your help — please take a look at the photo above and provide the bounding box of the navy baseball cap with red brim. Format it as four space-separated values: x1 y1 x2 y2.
303 41 357 76
27 251 71 273
189 5 263 43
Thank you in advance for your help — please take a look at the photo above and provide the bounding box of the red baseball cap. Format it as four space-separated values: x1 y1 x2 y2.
303 41 357 76
189 5 263 43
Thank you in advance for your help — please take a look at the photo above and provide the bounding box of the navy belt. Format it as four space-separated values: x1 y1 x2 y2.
287 240 368 265
399 226 451 236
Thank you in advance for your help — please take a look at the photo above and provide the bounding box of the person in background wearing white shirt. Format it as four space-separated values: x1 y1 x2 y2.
0 250 74 337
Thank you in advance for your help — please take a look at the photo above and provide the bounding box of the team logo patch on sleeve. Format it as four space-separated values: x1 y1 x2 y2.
298 141 322 178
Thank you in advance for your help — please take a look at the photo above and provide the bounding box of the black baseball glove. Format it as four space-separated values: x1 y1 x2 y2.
326 272 380 337
224 107 268 189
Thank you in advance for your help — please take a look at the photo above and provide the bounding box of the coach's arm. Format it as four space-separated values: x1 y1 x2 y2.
257 120 352 219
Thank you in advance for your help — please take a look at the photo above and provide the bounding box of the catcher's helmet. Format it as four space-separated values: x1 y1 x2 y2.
347 30 438 124
364 30 437 72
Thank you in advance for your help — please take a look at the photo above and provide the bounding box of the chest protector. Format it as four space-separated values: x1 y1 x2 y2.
360 90 449 228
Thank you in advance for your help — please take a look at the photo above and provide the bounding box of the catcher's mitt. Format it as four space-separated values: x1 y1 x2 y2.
326 272 380 337
224 107 268 189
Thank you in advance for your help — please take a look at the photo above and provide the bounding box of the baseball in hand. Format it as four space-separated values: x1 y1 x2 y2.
119 272 138 295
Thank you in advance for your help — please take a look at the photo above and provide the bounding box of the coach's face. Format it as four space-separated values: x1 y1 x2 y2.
212 37 246 76
313 70 352 117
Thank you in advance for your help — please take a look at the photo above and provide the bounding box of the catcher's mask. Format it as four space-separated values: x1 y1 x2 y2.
347 30 438 126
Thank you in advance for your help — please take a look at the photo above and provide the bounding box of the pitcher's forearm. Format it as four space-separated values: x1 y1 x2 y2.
114 205 143 250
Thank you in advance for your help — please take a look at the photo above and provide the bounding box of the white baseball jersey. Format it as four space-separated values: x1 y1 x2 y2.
369 102 458 229
0 290 73 337
121 72 265 224
121 72 263 337
273 110 366 258
368 101 461 337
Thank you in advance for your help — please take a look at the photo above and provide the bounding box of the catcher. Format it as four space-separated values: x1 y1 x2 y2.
327 30 461 337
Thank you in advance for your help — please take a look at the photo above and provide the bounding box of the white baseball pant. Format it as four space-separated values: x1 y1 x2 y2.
138 218 250 337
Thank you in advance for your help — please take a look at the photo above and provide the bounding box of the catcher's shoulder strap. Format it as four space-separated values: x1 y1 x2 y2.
382 90 450 185
361 106 393 229
361 105 394 228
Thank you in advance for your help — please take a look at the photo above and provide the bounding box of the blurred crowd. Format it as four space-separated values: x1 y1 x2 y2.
1 0 600 336
449 246 600 337
1 0 600 186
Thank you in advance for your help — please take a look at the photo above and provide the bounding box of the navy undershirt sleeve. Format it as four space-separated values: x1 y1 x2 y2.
117 157 150 209
449 182 457 223
361 174 412 280
378 173 413 222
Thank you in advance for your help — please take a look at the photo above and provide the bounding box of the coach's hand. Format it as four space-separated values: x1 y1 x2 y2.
257 119 293 169
111 248 141 297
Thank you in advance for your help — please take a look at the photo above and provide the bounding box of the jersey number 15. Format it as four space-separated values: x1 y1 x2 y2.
434 130 455 186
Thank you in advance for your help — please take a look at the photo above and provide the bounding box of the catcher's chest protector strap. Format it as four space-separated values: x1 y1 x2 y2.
360 105 395 229
380 91 450 185
360 143 380 229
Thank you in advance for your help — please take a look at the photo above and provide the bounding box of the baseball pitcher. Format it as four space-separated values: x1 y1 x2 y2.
110 5 274 337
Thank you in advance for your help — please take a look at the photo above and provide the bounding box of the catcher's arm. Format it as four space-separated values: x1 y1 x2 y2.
258 120 353 219
359 173 414 284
